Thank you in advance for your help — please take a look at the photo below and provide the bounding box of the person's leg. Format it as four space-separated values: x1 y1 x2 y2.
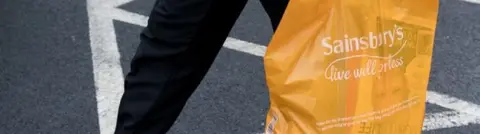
259 0 290 31
114 0 248 133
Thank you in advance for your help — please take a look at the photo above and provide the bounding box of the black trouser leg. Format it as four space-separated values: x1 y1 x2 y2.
114 0 248 133
114 0 289 133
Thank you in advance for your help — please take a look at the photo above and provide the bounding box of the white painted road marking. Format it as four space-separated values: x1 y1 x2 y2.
87 0 124 134
423 111 480 131
427 91 480 117
462 0 480 4
86 0 480 133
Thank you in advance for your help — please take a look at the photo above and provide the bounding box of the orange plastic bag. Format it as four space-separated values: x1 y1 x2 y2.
263 0 439 133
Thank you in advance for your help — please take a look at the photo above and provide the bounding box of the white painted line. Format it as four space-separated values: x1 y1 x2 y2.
423 111 480 131
109 0 135 7
87 0 125 134
427 91 480 117
110 8 148 27
223 38 267 57
462 0 480 4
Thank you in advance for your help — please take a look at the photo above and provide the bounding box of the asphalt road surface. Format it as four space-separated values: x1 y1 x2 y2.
1 0 480 134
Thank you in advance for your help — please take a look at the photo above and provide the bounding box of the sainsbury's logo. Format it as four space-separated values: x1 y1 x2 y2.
321 24 404 56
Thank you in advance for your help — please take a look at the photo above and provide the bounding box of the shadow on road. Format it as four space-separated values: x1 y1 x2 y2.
0 0 100 133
